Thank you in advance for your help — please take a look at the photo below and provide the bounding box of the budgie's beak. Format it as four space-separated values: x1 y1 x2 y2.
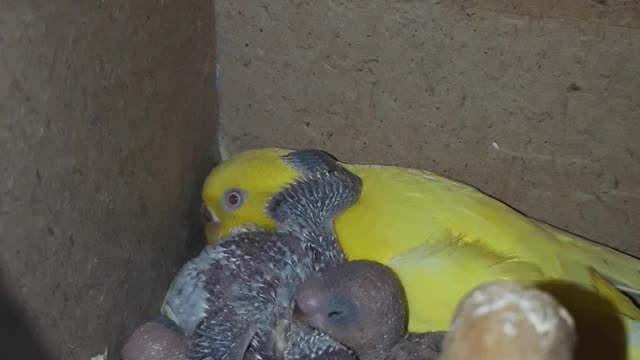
201 202 220 244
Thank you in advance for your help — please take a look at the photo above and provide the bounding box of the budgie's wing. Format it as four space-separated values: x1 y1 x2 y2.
587 266 640 319
533 222 640 320
284 328 356 360
386 234 547 332
387 233 640 360
343 164 640 322
189 307 257 360
161 249 211 336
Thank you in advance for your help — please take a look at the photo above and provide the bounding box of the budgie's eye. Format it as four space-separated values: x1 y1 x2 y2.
222 189 245 210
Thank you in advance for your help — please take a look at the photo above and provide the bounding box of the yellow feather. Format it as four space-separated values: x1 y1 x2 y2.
201 148 297 240
386 234 546 330
337 162 640 320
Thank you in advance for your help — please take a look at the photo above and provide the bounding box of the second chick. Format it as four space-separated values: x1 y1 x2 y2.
293 260 446 360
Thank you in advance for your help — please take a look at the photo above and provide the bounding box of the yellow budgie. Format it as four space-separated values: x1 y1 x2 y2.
200 147 640 358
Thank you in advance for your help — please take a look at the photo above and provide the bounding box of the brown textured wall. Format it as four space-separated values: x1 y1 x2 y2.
0 1 217 359
215 0 640 256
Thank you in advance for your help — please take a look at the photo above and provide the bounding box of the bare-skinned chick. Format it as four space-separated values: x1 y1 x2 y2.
293 260 446 360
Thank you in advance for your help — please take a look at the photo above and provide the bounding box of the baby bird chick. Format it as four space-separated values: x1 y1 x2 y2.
122 317 188 360
439 281 576 360
164 150 362 360
293 260 446 360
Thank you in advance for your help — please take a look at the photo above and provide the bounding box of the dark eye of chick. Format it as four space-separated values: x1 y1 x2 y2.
326 295 356 325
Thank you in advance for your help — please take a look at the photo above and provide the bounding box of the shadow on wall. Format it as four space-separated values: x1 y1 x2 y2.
0 270 51 360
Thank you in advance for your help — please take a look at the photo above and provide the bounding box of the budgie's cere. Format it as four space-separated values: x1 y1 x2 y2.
163 150 362 360
293 260 446 360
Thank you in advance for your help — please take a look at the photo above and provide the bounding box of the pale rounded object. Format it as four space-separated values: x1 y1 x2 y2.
440 281 576 360
122 321 188 360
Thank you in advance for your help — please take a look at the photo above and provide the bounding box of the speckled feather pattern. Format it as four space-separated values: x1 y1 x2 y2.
381 332 444 360
163 246 220 336
284 325 355 360
184 150 362 360
266 168 362 269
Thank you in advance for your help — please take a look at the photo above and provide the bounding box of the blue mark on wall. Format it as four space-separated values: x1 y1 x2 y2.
214 64 221 90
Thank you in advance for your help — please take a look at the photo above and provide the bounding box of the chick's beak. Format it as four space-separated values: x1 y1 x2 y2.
292 302 307 322
201 202 220 244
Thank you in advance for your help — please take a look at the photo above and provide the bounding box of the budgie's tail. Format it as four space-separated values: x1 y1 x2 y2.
627 318 640 360
536 279 640 360
542 222 640 319
591 245 640 299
